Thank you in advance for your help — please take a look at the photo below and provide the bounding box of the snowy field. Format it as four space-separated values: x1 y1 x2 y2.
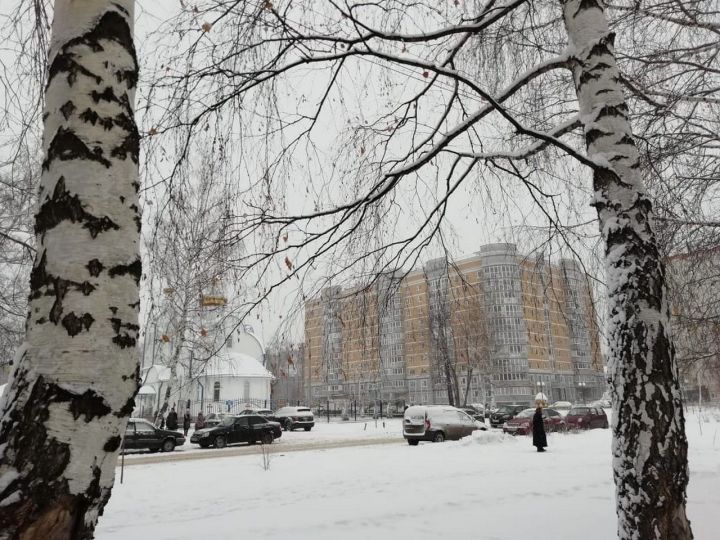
97 411 719 539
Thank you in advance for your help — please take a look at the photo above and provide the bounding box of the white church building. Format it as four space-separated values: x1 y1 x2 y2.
134 289 275 418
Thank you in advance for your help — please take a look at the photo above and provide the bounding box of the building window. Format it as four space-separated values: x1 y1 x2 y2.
213 381 221 402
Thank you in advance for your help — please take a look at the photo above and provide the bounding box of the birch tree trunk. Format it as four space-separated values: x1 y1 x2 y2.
0 1 140 538
561 0 692 537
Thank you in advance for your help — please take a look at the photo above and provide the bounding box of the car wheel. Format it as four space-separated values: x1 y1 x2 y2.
284 419 293 431
215 436 227 449
407 439 419 446
161 439 175 452
432 431 445 443
304 427 311 432
261 432 273 445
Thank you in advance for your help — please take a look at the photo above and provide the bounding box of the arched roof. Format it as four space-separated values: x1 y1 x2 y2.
202 349 274 379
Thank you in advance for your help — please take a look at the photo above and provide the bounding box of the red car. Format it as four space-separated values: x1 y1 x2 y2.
565 406 609 430
502 408 565 435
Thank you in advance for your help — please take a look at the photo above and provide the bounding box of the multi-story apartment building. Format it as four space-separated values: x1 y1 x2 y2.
667 247 720 402
304 243 605 410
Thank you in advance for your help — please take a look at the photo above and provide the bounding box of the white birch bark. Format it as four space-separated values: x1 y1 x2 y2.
0 1 140 538
561 0 692 538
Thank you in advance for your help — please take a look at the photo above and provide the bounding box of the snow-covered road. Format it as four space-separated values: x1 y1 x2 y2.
121 418 404 464
98 412 719 539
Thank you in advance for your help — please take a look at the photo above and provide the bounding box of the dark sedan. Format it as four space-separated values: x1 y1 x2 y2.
123 418 185 453
489 405 527 428
190 414 282 448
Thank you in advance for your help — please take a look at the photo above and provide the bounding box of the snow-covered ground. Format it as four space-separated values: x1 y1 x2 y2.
98 411 719 539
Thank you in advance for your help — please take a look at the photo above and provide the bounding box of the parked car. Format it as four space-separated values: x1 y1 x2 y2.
565 406 609 430
238 408 278 423
403 405 487 446
589 399 611 409
204 412 232 428
457 406 485 422
489 404 527 428
274 406 315 431
190 414 282 448
550 401 573 416
502 408 566 435
123 418 185 453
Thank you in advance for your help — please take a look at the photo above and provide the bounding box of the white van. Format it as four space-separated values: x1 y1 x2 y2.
403 405 486 445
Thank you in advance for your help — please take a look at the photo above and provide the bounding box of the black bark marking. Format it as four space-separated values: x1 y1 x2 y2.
86 259 105 277
47 52 102 88
111 122 140 162
79 108 115 130
47 10 138 89
30 252 98 327
37 317 48 325
121 366 139 382
60 101 76 120
108 258 142 285
42 128 111 171
128 300 140 309
587 40 612 63
91 87 120 104
109 317 140 349
130 204 141 232
36 176 119 238
103 436 122 452
109 306 118 314
85 465 102 502
0 374 74 533
596 103 629 120
52 385 112 423
49 280 68 324
579 70 601 87
586 128 610 146
116 397 135 417
574 0 601 17
112 3 130 17
618 134 636 147
62 312 95 337
119 196 125 203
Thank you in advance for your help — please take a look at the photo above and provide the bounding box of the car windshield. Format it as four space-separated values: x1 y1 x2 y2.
516 409 535 418
257 410 272 415
569 407 590 415
496 406 515 413
220 417 235 426
297 408 311 413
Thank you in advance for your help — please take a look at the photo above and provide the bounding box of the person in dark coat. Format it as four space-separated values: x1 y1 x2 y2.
195 411 206 430
532 406 547 452
166 406 178 431
183 411 191 436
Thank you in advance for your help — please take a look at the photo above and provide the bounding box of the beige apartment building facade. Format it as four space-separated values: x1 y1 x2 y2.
304 243 605 410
